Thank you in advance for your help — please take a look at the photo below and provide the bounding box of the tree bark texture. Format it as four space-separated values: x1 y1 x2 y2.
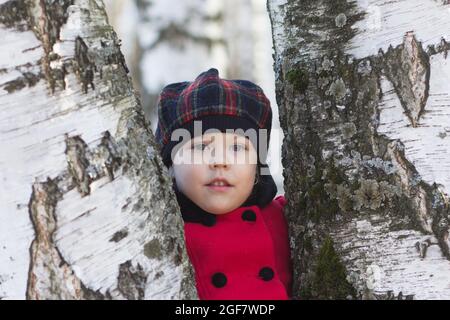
268 0 450 299
0 0 196 300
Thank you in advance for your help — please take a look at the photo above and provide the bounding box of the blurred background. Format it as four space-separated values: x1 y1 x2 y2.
104 0 284 193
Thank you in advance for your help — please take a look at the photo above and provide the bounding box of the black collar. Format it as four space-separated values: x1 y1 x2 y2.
173 168 278 224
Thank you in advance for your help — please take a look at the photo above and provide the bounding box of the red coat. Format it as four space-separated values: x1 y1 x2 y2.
182 195 293 300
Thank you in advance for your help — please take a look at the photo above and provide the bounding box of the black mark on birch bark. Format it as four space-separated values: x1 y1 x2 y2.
99 131 122 181
373 291 414 300
0 0 29 31
2 72 43 94
36 0 73 93
117 261 147 300
110 229 129 243
74 36 96 93
65 134 91 197
64 131 125 196
426 37 450 58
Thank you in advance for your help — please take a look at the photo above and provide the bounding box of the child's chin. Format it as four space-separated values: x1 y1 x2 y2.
214 207 236 214
204 204 237 215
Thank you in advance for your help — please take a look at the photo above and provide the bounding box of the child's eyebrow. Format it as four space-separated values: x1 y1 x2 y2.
193 135 249 144
234 135 249 143
191 137 213 145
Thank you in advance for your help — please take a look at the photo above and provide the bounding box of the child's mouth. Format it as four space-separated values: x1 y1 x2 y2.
205 179 233 192
206 184 233 192
206 177 232 191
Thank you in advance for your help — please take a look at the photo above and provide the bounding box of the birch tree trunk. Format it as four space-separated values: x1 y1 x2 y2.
268 0 450 299
0 0 196 300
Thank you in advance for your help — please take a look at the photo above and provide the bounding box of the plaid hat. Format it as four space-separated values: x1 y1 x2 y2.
155 68 273 168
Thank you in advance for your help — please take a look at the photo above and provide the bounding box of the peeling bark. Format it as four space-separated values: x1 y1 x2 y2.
383 32 430 128
269 0 450 299
0 0 196 300
27 178 83 300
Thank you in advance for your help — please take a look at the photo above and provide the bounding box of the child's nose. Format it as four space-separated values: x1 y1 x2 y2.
211 161 228 169
208 146 230 168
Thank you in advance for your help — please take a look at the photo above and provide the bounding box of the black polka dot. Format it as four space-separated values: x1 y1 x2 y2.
241 209 257 222
201 213 216 227
211 272 227 288
259 267 274 281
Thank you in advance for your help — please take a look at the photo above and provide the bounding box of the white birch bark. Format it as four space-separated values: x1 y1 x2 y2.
268 0 450 299
0 0 196 300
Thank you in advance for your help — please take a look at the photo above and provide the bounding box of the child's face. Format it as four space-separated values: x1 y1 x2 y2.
172 132 258 215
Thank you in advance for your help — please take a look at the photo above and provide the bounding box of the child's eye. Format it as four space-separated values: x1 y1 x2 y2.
231 144 247 152
191 143 208 151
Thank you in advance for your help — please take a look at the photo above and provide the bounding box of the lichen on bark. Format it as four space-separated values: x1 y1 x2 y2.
269 0 450 299
304 236 356 299
0 0 197 299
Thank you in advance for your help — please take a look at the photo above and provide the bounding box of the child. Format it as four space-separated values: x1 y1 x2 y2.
155 68 293 300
